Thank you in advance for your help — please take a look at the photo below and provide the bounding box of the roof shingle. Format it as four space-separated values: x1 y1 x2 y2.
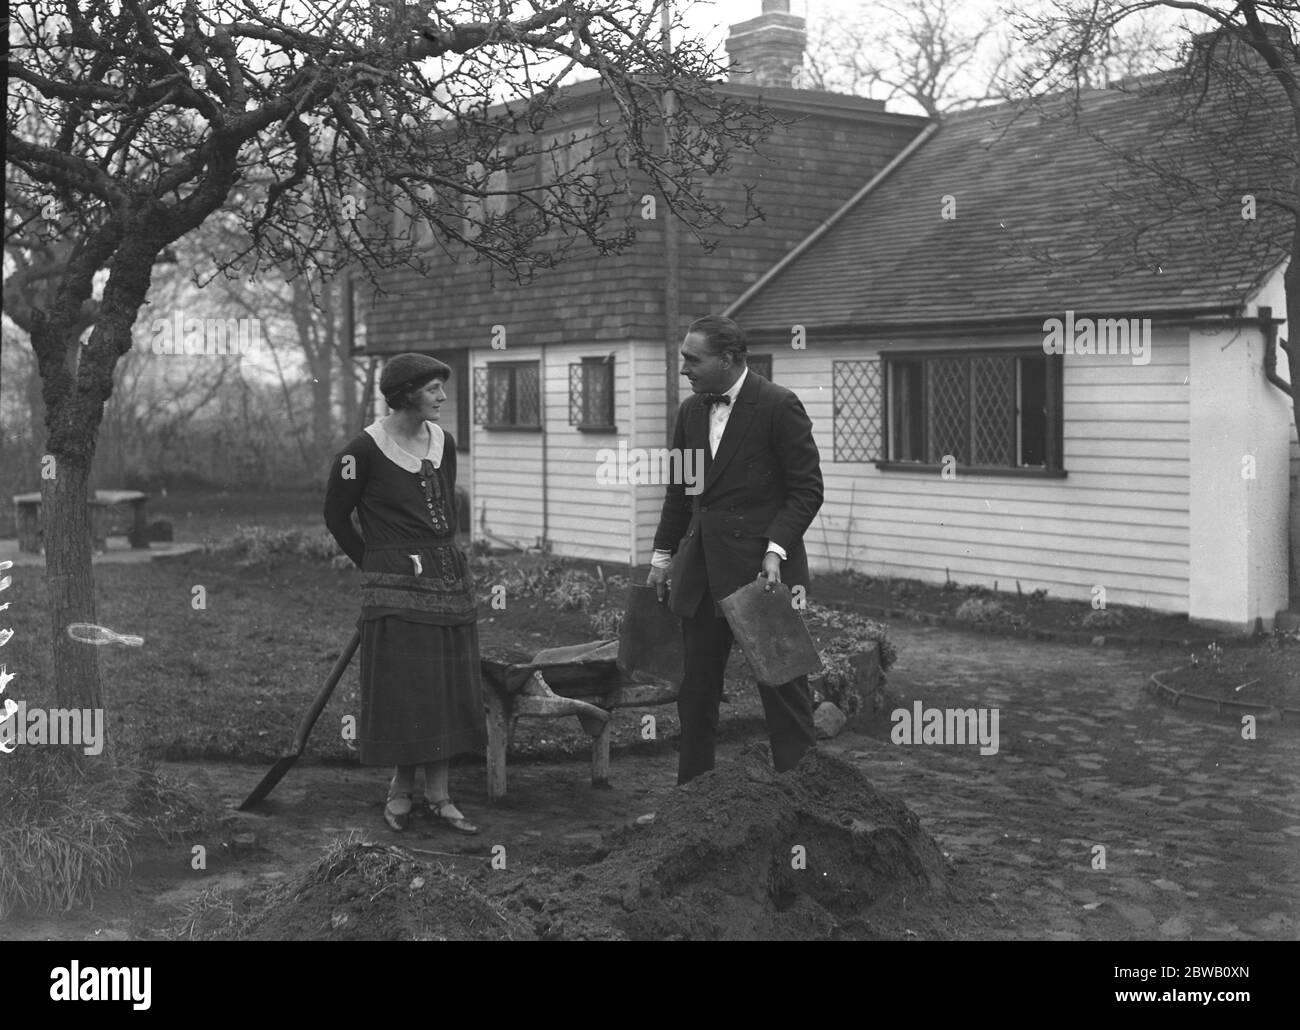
732 71 1294 331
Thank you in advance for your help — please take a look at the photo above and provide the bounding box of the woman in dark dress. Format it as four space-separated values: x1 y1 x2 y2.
324 353 485 833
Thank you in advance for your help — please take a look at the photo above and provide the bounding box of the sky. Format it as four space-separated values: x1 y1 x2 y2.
672 0 1013 113
676 0 1005 54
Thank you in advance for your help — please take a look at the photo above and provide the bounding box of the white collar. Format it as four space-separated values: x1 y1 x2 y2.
365 420 444 471
722 367 747 403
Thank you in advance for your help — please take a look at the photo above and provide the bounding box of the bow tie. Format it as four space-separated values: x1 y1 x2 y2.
702 393 731 407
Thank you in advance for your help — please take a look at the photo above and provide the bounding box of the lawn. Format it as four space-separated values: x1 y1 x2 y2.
1 546 761 765
5 488 1294 768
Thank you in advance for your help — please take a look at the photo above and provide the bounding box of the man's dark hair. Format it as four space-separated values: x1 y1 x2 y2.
688 315 748 363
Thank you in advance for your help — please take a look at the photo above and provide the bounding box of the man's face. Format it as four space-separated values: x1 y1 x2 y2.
679 332 732 394
412 378 447 420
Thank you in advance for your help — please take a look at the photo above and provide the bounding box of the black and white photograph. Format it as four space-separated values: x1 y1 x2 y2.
2 0 1297 981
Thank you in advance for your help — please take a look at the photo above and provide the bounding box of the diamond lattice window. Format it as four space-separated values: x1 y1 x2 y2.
832 360 883 462
569 357 615 430
885 350 1062 472
475 361 541 428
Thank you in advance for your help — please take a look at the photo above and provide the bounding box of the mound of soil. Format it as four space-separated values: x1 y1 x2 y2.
489 747 958 940
226 842 534 941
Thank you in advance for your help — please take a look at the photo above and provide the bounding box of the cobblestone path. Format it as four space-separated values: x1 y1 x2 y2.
835 624 1300 940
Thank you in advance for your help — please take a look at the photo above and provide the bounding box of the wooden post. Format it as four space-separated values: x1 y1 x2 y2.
484 687 510 801
128 494 150 549
591 720 612 789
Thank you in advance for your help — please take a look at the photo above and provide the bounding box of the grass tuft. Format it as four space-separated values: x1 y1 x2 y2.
0 747 211 920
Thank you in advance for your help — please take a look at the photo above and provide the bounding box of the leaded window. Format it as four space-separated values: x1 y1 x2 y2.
569 357 615 430
832 359 883 462
884 350 1062 471
474 361 541 429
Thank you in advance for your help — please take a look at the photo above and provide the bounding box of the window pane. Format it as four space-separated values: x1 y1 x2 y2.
890 361 923 461
970 355 1016 466
583 360 613 426
517 364 540 426
927 357 968 464
832 359 882 462
568 362 584 425
1019 356 1048 467
488 366 512 425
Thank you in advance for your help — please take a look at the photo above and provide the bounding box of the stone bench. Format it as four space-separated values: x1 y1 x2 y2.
13 490 151 554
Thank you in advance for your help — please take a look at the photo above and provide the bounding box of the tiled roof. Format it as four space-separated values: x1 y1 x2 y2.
364 85 926 354
732 71 1293 331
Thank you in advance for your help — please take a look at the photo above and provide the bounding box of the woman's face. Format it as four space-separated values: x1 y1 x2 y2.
409 378 447 420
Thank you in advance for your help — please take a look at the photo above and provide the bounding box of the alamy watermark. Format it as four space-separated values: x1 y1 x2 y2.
50 962 151 1010
149 312 263 355
0 702 104 756
595 443 706 495
1043 310 1151 366
891 701 1000 755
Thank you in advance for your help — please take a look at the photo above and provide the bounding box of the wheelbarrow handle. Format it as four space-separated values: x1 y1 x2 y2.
290 627 361 756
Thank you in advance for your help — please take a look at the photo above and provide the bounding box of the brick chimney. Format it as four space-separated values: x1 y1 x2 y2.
726 0 807 88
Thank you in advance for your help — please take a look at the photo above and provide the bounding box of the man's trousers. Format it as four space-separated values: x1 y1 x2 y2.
676 587 817 784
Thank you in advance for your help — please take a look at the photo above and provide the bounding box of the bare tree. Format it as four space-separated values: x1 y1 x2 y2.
803 0 1177 115
803 0 1012 114
5 0 778 755
1011 1 1299 441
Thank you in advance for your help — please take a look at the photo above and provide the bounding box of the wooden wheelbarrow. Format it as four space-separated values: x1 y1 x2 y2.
479 586 686 799
480 639 682 800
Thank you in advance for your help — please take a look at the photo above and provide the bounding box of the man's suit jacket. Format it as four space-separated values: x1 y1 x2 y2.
653 371 824 619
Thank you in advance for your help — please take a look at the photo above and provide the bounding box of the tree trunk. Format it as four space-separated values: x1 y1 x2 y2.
290 276 334 470
33 230 160 766
41 449 105 724
331 279 358 432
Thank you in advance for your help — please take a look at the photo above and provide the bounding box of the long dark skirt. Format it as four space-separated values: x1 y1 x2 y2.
358 616 486 766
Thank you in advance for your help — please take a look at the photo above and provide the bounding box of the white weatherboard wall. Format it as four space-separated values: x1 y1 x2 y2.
790 328 1193 614
632 339 681 567
1188 266 1294 631
470 345 545 548
1253 263 1300 605
471 343 637 562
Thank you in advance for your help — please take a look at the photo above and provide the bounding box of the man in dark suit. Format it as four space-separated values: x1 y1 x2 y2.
647 315 824 784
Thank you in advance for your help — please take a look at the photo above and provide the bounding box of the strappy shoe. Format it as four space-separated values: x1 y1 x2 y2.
384 793 413 832
424 797 478 835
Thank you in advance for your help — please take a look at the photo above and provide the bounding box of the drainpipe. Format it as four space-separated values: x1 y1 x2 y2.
1260 307 1293 397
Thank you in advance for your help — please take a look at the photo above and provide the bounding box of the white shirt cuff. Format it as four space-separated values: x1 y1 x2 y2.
766 542 787 560
650 549 673 569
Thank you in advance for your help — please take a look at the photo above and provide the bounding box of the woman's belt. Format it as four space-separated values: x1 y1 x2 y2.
365 538 456 550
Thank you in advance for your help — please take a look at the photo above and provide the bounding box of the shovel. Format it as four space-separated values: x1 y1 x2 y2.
718 579 822 687
238 628 361 810
617 584 684 686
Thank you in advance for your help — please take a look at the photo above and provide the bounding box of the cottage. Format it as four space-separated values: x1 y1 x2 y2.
726 65 1296 634
362 5 1297 633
